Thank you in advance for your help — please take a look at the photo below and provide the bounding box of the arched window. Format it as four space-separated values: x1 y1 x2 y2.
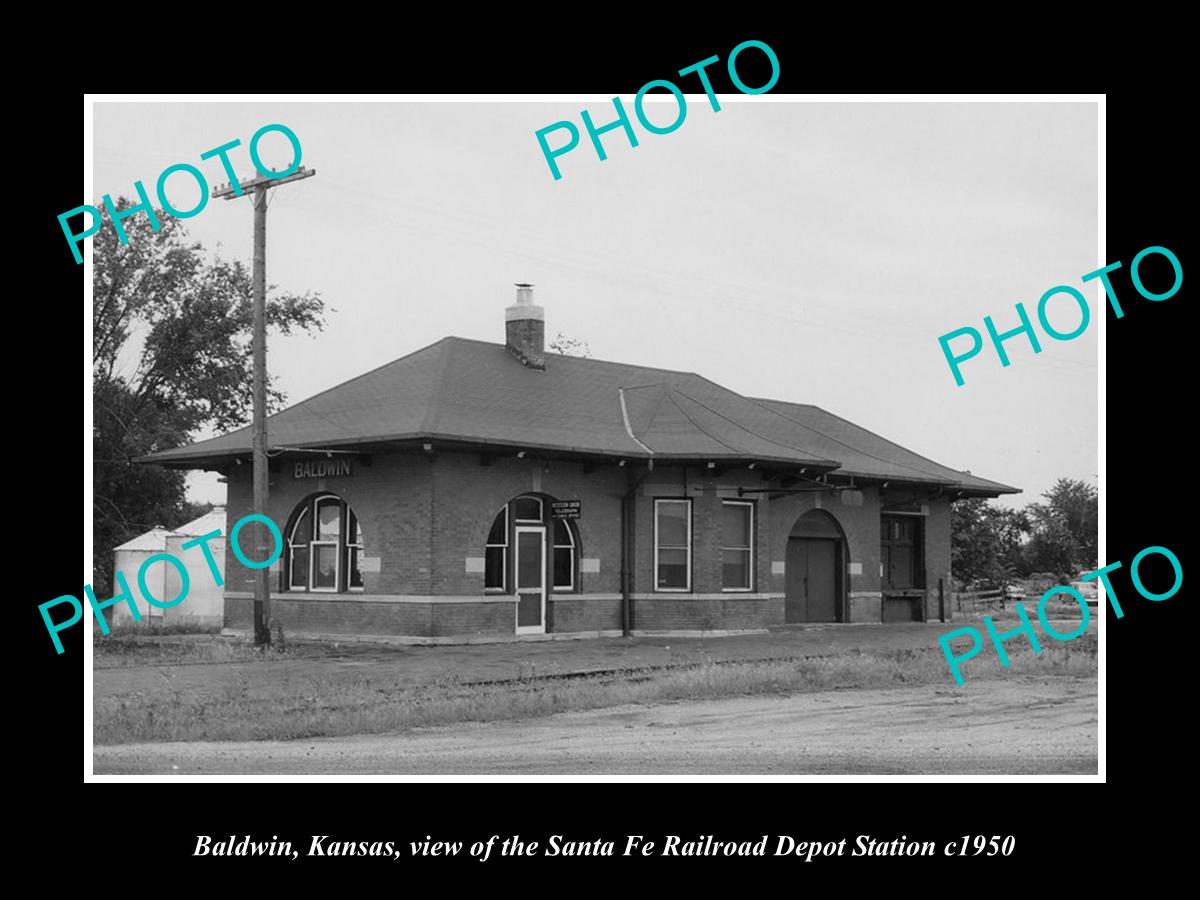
284 494 365 593
483 494 578 593
553 517 575 591
484 505 508 591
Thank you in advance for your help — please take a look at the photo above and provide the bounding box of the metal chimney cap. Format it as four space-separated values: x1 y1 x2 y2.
507 283 543 321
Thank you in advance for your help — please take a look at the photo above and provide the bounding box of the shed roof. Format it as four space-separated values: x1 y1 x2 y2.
142 337 1017 496
176 508 227 537
112 509 227 554
114 528 176 553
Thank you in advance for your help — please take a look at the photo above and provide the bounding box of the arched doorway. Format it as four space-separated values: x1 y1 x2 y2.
785 510 846 623
484 493 580 634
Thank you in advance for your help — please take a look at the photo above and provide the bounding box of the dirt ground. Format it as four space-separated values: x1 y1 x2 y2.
93 675 1097 775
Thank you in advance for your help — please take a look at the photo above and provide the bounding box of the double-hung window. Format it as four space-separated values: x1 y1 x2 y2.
654 499 692 591
721 500 754 591
311 497 341 591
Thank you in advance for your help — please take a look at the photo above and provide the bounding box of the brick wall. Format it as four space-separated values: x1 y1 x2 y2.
225 595 515 637
548 597 622 632
222 452 958 637
633 597 783 631
632 466 770 595
625 466 782 631
924 497 953 621
223 450 436 596
223 449 628 636
427 451 625 596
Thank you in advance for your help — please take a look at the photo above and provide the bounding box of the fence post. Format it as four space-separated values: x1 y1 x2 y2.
939 578 945 622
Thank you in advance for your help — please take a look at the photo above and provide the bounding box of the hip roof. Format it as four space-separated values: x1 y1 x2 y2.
142 337 1017 496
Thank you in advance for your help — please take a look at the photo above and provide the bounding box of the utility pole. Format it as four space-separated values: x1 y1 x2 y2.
213 166 315 645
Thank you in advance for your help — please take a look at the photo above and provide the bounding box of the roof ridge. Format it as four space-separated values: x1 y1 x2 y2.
171 339 457 456
642 384 670 433
273 337 455 424
420 337 458 435
661 389 743 455
742 396 955 483
671 386 833 460
443 335 708 381
754 397 1008 486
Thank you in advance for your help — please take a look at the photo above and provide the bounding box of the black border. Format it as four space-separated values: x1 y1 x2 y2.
26 24 1192 884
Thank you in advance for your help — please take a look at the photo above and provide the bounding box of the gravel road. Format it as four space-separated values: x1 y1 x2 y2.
93 675 1096 775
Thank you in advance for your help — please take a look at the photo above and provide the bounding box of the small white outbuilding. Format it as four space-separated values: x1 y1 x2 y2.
111 508 226 627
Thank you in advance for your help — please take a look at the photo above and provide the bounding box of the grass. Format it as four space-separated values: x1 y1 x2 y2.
93 625 349 668
95 637 302 668
103 621 223 637
93 636 1096 745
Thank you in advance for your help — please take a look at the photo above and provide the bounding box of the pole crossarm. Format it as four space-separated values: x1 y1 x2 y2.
212 167 316 200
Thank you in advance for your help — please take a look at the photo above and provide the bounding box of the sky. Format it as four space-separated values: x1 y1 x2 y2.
92 99 1098 510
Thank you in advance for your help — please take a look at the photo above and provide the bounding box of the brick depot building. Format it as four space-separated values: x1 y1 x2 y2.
146 286 1017 641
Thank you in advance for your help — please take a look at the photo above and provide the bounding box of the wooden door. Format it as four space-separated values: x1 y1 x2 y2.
806 540 837 621
785 538 806 623
785 538 839 623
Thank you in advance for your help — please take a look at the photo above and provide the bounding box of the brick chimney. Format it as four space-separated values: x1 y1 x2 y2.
505 283 545 369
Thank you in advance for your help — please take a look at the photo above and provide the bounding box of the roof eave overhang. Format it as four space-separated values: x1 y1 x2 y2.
835 471 1021 497
139 436 1020 494
951 485 1022 498
138 434 842 472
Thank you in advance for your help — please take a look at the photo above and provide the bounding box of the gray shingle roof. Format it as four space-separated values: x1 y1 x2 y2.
142 336 1017 495
750 399 1017 494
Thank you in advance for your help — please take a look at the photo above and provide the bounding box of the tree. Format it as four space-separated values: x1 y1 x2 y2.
951 498 1029 587
182 500 217 522
92 199 325 595
1021 478 1098 581
549 332 590 358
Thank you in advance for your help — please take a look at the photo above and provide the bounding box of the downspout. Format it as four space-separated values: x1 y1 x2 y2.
621 461 653 637
618 387 656 638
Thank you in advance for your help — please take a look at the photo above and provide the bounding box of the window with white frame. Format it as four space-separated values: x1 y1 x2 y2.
286 505 311 590
311 497 341 590
485 505 508 591
654 498 692 591
347 508 364 590
722 500 754 591
284 494 365 593
553 517 575 591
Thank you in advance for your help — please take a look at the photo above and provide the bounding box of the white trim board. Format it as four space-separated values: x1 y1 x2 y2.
217 628 626 646
631 593 783 601
224 591 515 605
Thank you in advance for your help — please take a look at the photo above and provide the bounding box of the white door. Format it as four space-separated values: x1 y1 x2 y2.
514 525 546 634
